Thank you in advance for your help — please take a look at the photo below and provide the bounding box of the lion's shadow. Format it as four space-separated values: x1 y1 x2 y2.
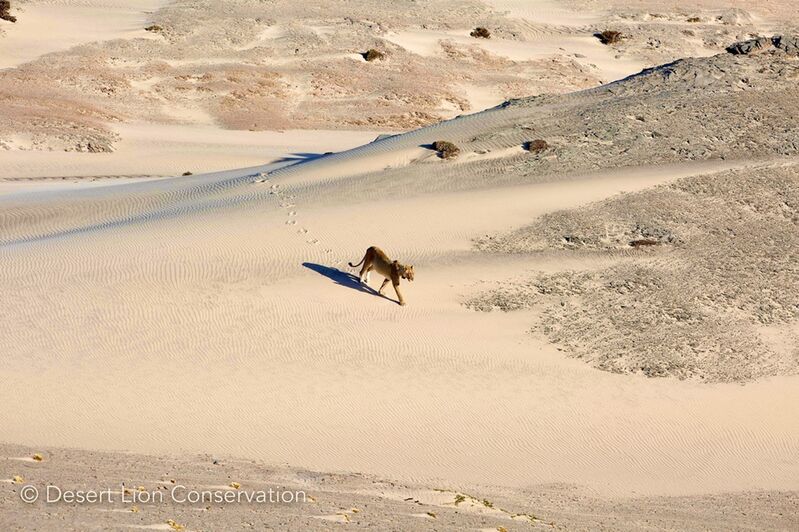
303 262 391 300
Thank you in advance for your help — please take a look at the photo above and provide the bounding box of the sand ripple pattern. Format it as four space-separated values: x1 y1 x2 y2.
3 90 799 497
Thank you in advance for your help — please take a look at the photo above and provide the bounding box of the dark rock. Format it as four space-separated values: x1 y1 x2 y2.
726 37 771 55
772 35 799 56
726 35 799 56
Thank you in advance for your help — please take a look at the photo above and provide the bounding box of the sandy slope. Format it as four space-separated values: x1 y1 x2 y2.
0 123 386 182
0 1 166 69
2 2 799 529
3 90 799 500
1 0 791 161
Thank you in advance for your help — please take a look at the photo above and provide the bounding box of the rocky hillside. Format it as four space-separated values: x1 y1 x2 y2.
0 0 790 153
465 38 799 383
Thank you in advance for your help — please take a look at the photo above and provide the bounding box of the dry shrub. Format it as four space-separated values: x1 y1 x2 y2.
145 25 163 32
363 49 385 62
524 139 549 153
687 17 701 23
432 140 460 159
597 30 622 45
470 27 491 39
629 238 659 248
182 171 193 176
0 1 16 23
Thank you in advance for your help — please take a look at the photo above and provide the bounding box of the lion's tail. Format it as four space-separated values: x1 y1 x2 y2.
348 255 366 268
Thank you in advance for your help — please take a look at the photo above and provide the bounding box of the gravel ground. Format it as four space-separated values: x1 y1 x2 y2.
2 443 797 531
469 162 799 382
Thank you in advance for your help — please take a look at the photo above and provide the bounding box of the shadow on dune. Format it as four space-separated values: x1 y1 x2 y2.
303 262 392 301
271 152 333 165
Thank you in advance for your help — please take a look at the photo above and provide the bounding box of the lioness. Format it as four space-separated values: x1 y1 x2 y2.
349 246 415 305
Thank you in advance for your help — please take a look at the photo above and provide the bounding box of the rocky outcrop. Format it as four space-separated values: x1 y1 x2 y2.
772 35 799 55
727 35 799 56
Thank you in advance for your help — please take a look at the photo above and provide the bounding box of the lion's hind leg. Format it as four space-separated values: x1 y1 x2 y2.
358 263 369 284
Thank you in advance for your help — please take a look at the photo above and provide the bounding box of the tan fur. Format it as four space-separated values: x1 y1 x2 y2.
349 246 415 305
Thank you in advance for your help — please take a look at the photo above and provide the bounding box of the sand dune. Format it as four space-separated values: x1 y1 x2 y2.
0 1 166 69
1 0 788 161
3 2 799 529
3 47 799 501
0 123 385 183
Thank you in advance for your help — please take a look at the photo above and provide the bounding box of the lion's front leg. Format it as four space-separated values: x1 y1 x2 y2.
393 281 406 306
379 278 390 294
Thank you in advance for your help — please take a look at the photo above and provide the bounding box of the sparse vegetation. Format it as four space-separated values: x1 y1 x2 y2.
630 238 659 248
145 24 163 32
471 165 799 382
687 16 701 23
524 139 549 153
166 520 185 531
453 494 466 505
597 30 622 45
432 140 460 159
470 27 491 39
0 0 16 23
363 49 385 62
182 171 193 176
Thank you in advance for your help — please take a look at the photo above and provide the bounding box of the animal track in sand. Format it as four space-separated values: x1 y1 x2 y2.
257 174 343 266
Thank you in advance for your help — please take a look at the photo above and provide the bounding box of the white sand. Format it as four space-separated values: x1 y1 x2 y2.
485 0 604 27
0 1 166 70
383 28 648 86
0 122 387 182
1 2 798 526
2 102 798 497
